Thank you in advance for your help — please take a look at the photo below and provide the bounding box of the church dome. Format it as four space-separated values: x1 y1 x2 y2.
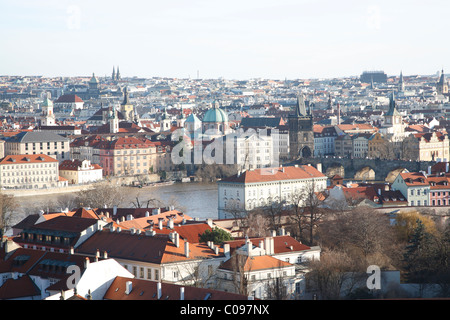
203 104 228 123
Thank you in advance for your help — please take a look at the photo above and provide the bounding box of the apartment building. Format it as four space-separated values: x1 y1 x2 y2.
217 164 327 219
4 131 70 162
0 154 65 189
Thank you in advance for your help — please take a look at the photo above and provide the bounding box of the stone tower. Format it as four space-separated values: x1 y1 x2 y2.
288 94 314 159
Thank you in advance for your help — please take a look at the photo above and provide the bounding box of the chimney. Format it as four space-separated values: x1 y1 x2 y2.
270 237 274 255
69 247 74 255
116 227 122 233
223 243 230 258
125 281 132 295
206 218 213 228
157 282 162 299
174 232 180 248
316 163 322 173
180 287 185 300
185 241 190 258
158 218 164 230
113 205 117 216
96 249 100 259
271 230 276 237
105 211 110 218
103 251 108 259
121 216 125 223
84 257 90 269
127 214 133 221
145 211 150 217
447 162 449 173
428 166 431 175
168 217 174 229
259 240 264 253
279 227 286 236
246 238 253 256
214 245 219 255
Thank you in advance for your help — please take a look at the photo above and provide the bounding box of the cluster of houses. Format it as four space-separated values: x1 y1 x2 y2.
0 204 320 300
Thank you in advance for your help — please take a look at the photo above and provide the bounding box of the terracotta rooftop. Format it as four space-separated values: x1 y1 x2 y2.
220 165 325 184
103 276 248 300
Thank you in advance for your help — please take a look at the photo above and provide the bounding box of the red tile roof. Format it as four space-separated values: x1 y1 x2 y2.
103 276 248 300
0 154 58 165
0 275 40 299
221 165 325 184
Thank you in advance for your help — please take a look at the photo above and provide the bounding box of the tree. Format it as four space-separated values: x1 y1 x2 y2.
74 182 125 208
394 211 437 242
0 193 18 239
199 227 233 245
306 250 366 300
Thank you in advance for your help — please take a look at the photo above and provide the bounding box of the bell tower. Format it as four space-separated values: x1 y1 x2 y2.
288 94 314 159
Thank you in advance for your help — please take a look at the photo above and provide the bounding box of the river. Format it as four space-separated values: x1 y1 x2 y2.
13 182 219 220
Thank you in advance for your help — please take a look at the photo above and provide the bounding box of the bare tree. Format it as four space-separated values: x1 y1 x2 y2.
0 192 18 238
74 182 125 208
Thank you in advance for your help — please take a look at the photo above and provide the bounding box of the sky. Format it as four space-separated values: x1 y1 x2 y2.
0 0 449 80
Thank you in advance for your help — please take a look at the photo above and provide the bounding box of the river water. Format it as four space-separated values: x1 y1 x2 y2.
14 182 219 220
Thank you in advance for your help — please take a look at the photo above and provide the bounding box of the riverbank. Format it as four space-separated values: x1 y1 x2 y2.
2 173 161 198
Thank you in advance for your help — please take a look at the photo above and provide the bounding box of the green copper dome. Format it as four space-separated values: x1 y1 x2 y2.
203 104 228 123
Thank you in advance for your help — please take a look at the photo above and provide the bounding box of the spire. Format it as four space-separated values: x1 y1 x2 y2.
121 87 130 105
112 66 116 80
386 91 400 116
116 66 121 80
295 94 307 117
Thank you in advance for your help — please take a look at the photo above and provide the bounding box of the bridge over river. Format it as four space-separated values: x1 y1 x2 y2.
291 157 438 183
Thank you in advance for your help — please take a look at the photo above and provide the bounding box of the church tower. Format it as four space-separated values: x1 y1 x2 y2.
112 66 116 82
383 92 403 134
41 96 55 126
109 105 119 133
120 87 134 121
437 68 448 94
398 71 405 92
288 94 314 159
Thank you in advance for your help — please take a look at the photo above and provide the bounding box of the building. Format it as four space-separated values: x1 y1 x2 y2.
216 235 320 299
4 131 70 162
217 164 327 219
75 226 227 287
402 132 449 162
95 136 154 176
59 159 103 184
288 95 314 159
360 71 387 83
0 154 66 189
313 125 338 157
202 101 232 139
392 172 430 206
436 69 448 95
54 94 84 113
14 216 107 253
40 96 56 126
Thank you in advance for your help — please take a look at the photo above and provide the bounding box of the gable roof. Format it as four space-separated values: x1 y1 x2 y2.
0 154 58 165
219 254 292 272
103 276 248 300
220 165 325 184
0 275 41 299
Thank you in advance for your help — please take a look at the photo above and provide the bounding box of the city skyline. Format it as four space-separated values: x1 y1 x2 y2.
1 1 449 80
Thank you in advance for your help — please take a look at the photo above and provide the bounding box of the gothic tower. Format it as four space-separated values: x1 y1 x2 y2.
288 94 314 159
437 68 448 94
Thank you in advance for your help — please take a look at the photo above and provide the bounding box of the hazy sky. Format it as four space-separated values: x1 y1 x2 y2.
1 0 449 80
